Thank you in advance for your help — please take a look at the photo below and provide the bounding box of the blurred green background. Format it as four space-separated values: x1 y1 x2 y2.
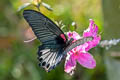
0 0 120 80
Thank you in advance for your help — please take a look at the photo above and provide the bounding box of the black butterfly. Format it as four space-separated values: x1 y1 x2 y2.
23 10 93 72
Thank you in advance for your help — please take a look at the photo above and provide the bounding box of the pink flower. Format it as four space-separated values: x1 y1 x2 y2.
64 19 101 75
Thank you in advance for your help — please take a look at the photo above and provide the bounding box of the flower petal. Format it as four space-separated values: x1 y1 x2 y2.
77 52 96 69
67 31 81 41
85 36 101 51
77 43 88 52
64 53 76 74
83 19 101 51
67 31 73 39
83 19 98 37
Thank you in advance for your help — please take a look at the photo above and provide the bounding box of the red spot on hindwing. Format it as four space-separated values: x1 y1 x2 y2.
60 34 66 42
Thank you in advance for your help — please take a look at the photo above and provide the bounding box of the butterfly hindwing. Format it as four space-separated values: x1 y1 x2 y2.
23 10 67 72
38 45 64 72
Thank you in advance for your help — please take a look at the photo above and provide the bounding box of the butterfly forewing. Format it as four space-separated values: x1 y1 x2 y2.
23 10 67 72
23 10 67 44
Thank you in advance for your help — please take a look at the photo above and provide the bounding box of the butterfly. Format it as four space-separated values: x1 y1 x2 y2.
23 10 93 72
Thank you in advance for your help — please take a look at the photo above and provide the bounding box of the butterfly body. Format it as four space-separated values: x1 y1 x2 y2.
23 10 93 72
